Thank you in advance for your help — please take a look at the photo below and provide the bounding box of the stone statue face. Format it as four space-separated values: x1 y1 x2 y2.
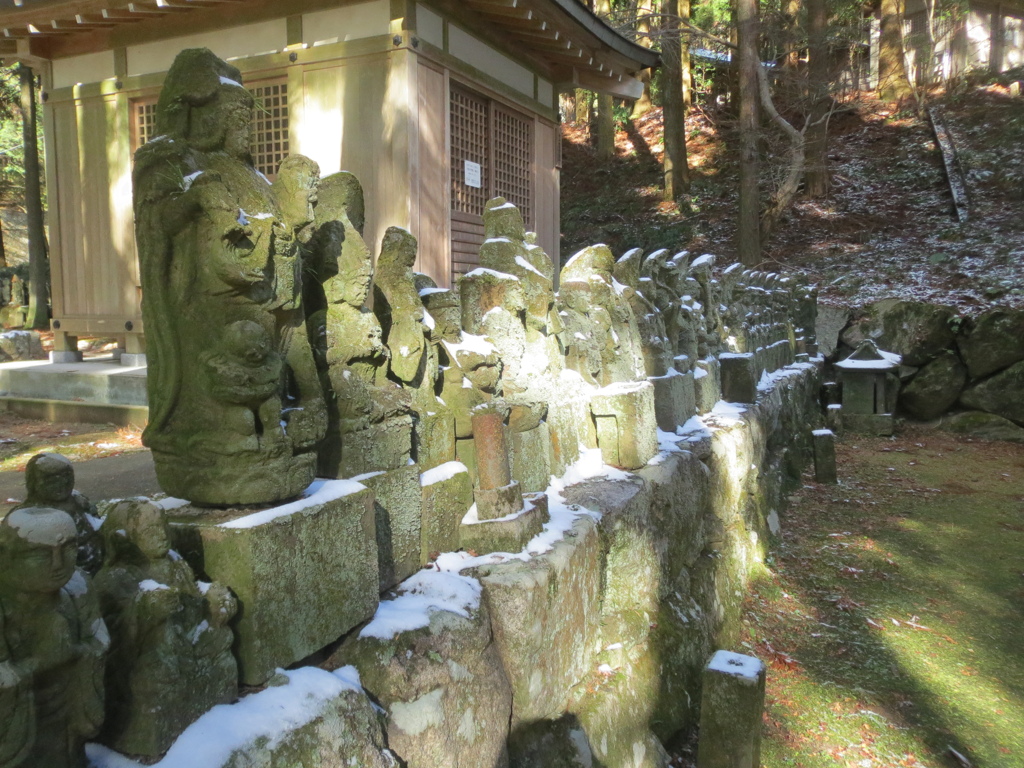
189 84 254 157
224 320 273 365
1 507 78 595
25 453 74 503
126 504 170 560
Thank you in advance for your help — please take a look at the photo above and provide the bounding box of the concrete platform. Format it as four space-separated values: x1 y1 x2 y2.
0 357 148 426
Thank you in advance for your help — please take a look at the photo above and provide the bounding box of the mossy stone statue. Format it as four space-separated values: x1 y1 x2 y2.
94 499 238 756
9 452 103 574
0 506 108 768
133 48 324 505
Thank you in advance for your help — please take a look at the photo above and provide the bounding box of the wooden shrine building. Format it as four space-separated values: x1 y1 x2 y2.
0 0 656 357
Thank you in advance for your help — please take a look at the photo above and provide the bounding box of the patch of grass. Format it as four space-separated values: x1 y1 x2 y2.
745 429 1024 767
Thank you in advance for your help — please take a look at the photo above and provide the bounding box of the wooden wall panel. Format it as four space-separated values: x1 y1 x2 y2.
451 210 484 280
51 101 81 321
298 51 410 267
415 62 450 287
534 118 560 272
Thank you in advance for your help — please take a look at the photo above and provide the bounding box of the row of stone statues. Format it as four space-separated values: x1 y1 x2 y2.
129 47 813 509
1 455 237 766
0 45 820 768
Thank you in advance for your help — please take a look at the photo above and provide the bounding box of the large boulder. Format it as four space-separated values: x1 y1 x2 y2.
899 350 968 421
955 308 1024 379
959 360 1024 425
840 300 956 366
938 411 1024 443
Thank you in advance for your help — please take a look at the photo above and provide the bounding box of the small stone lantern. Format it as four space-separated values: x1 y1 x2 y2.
834 339 901 435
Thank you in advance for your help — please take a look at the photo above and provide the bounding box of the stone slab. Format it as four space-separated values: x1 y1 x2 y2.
167 481 379 685
359 464 423 592
473 515 602 727
590 381 658 469
460 492 549 554
650 369 696 431
510 421 552 493
420 462 474 561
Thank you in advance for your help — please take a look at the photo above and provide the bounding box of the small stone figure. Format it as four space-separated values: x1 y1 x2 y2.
9 452 103 574
94 499 237 756
0 506 108 768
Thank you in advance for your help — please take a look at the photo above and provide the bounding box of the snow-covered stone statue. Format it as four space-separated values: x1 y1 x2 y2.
93 499 237 756
0 506 108 768
9 452 103 574
133 47 325 505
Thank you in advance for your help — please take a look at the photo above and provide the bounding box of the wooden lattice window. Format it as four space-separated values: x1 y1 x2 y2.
250 80 289 180
493 106 533 223
130 98 159 151
450 86 490 216
449 84 535 283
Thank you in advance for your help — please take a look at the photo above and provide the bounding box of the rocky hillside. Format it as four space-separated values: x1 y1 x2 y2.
561 68 1024 314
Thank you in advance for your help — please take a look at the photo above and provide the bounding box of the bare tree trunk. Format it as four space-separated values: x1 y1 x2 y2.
575 88 591 126
662 0 691 200
736 0 761 264
878 0 915 101
0 218 6 269
758 64 806 239
631 0 656 117
19 64 49 331
804 0 830 196
597 93 616 159
681 0 693 109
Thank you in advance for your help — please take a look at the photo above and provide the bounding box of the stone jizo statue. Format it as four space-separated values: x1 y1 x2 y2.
94 499 237 756
133 47 324 506
0 506 108 768
9 452 103 575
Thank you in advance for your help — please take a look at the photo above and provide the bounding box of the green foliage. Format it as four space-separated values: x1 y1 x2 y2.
0 65 45 207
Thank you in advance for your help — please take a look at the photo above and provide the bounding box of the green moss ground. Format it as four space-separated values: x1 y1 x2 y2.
742 428 1024 767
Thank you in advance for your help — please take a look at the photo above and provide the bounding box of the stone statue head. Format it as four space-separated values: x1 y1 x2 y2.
24 452 75 504
102 500 171 565
0 506 78 595
155 47 255 157
274 155 320 233
223 319 274 366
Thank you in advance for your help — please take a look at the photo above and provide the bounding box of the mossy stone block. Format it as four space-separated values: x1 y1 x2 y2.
333 598 512 768
420 462 473 561
168 482 379 685
472 516 602 727
359 464 423 592
590 381 658 470
509 421 551 493
460 492 548 554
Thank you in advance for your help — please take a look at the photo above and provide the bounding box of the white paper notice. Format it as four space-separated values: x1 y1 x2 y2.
464 160 482 189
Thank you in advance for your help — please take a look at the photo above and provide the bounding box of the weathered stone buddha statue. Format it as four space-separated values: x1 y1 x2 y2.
133 47 325 505
9 452 102 574
0 506 108 768
93 499 237 756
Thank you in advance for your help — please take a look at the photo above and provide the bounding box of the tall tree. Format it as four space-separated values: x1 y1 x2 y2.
662 0 691 200
595 0 617 159
680 0 693 108
804 0 830 195
19 64 48 330
878 0 914 101
631 0 656 118
736 0 761 263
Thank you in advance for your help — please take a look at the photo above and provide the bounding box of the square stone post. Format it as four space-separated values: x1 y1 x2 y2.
812 428 838 484
697 650 766 768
